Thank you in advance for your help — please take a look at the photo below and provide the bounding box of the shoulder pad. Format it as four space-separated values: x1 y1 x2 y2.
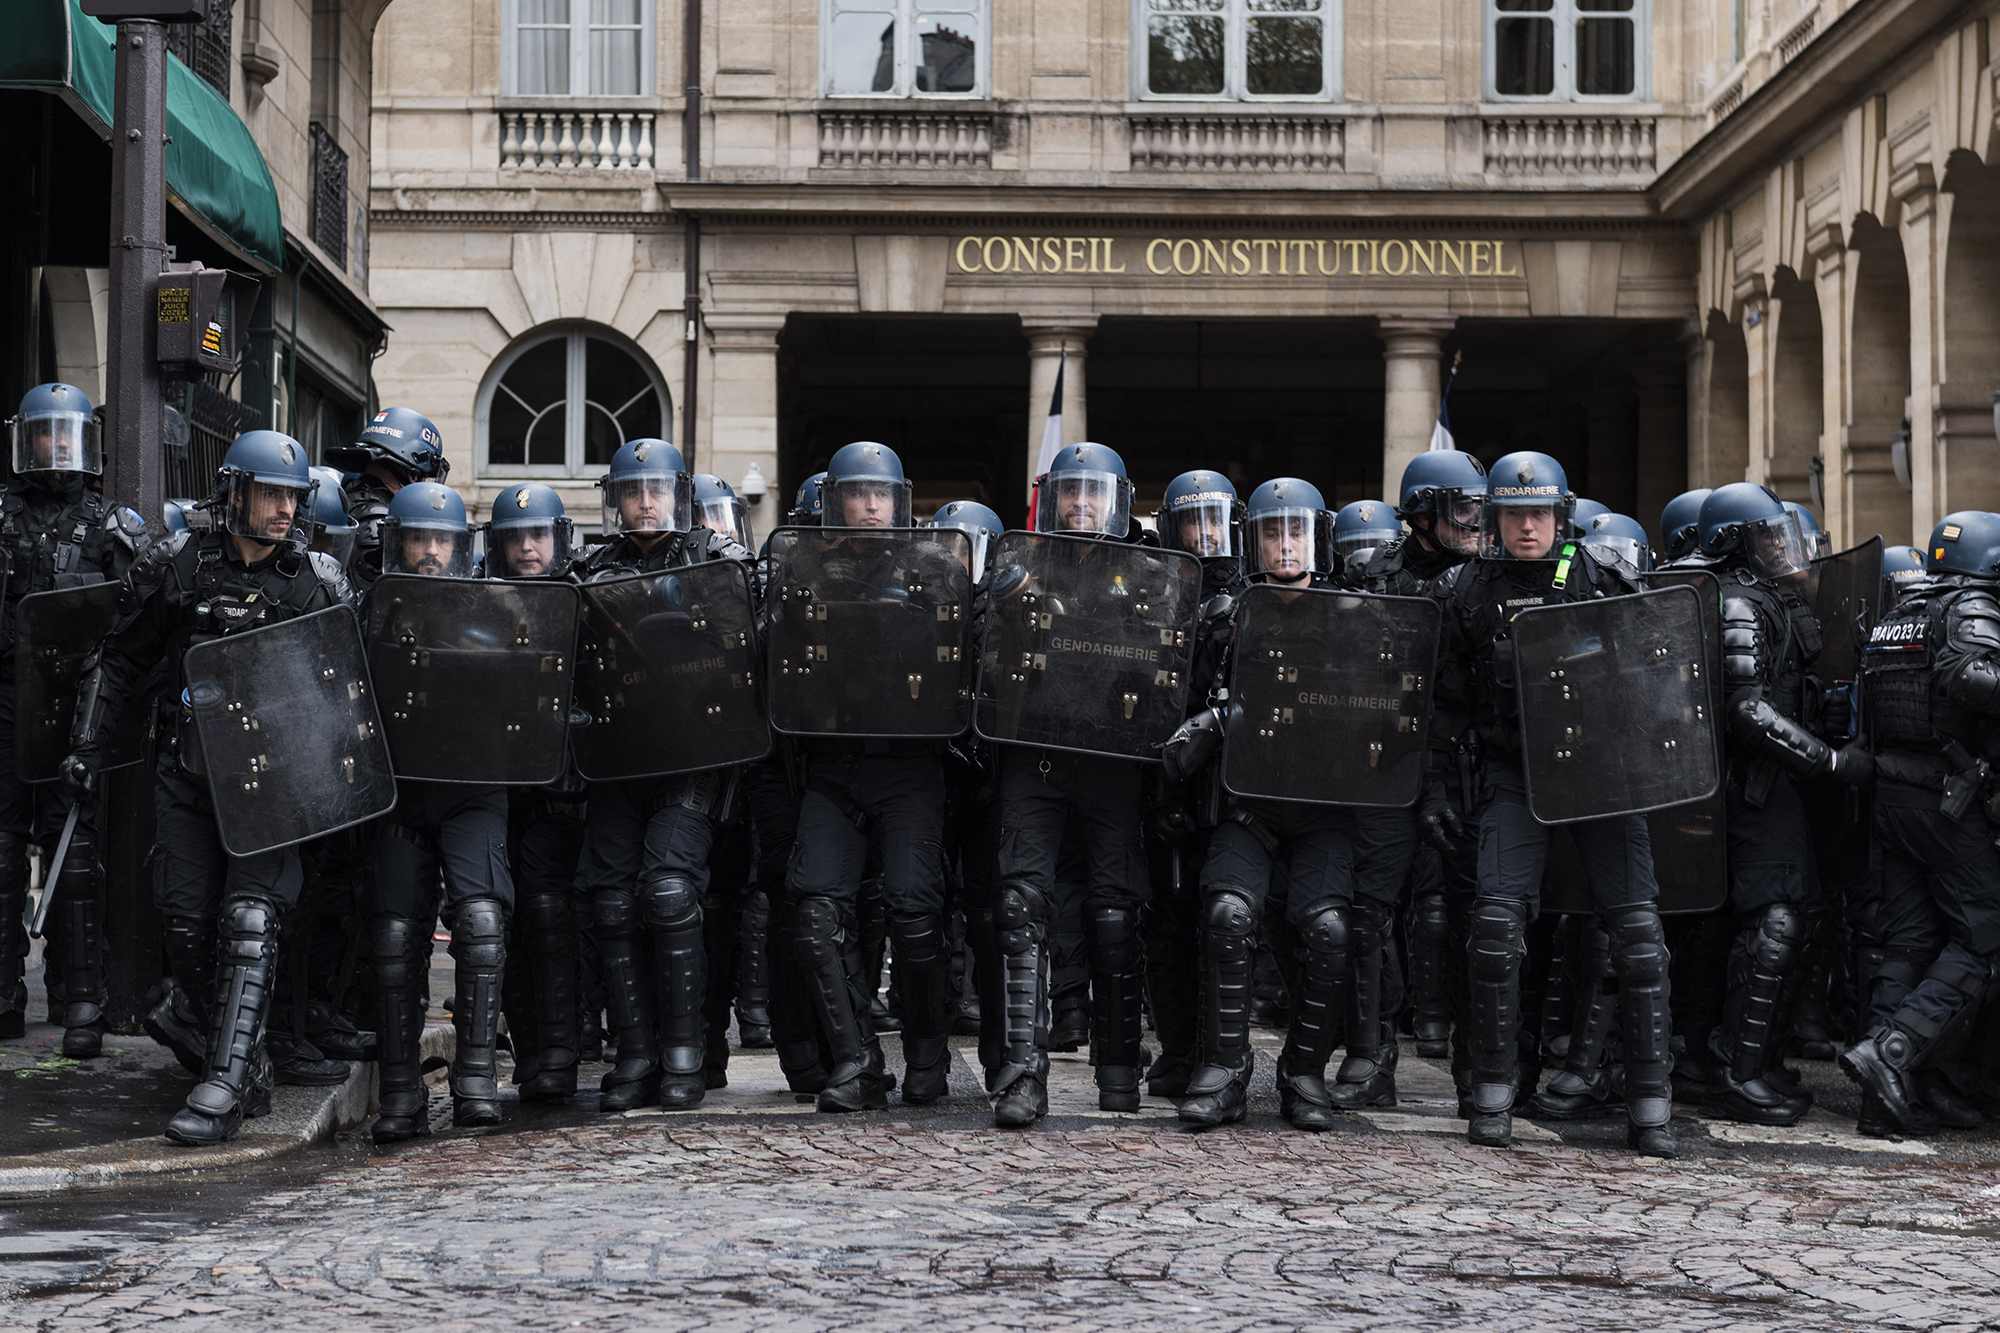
308 550 346 582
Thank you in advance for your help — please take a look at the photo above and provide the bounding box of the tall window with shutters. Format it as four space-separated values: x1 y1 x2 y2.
504 0 654 97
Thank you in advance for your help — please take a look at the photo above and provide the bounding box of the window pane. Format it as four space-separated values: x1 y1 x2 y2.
1494 16 1554 95
1495 0 1552 9
593 0 641 20
1576 17 1635 94
830 12 897 93
1148 15 1225 95
491 338 567 467
1246 16 1322 95
915 18 977 92
1576 0 1632 9
590 28 641 93
584 338 661 467
517 0 570 96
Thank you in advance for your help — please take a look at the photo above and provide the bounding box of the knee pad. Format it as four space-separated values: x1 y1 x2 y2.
221 897 274 944
451 899 507 969
519 892 571 936
1923 954 1995 1006
1298 904 1349 958
1415 891 1449 934
1744 902 1808 974
593 889 640 937
368 916 426 987
794 895 846 969
995 880 1048 934
1088 904 1139 972
1602 903 1667 985
887 912 945 964
1468 898 1526 983
1200 888 1258 942
640 875 701 931
0 829 27 880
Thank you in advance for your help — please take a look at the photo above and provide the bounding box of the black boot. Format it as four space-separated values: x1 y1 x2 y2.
1141 886 1200 1097
1530 917 1622 1121
1606 904 1677 1159
1709 904 1812 1125
1332 902 1398 1110
991 881 1050 1128
1466 898 1527 1148
890 912 953 1105
1088 904 1144 1112
1843 1021 1928 1132
56 835 108 1059
735 887 774 1048
148 913 215 1074
1182 889 1256 1128
595 889 662 1112
369 915 432 1144
1787 918 1838 1061
797 896 890 1112
643 875 707 1110
449 899 507 1127
769 893 831 1094
0 831 27 1040
1280 905 1349 1130
1408 888 1452 1058
167 899 279 1146
519 892 580 1103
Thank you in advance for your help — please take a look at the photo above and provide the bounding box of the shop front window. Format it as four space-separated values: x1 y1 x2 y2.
1138 0 1341 101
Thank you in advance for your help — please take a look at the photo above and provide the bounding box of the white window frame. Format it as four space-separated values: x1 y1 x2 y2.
1132 0 1343 103
820 0 991 99
501 0 657 99
476 324 671 480
1483 0 1649 103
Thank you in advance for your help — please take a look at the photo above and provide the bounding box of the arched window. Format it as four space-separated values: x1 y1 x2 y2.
478 325 670 477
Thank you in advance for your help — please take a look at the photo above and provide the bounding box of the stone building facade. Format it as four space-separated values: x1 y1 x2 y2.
367 0 2000 546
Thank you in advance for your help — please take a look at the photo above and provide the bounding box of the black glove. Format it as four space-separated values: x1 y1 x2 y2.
59 751 97 799
1418 778 1462 852
1160 707 1224 785
1819 683 1855 739
1826 743 1873 789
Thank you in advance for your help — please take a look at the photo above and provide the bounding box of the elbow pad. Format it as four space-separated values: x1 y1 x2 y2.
1727 694 1830 777
1945 655 2000 717
1720 597 1764 695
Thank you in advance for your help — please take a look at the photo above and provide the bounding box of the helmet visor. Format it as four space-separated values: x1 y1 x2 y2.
384 518 476 578
822 477 912 529
1162 497 1236 558
223 474 312 549
1036 472 1132 537
696 494 754 551
1335 525 1397 559
1434 491 1485 554
1583 533 1649 571
12 410 102 476
1249 509 1326 579
486 517 573 579
1746 512 1812 581
311 522 356 567
1480 497 1573 560
602 473 692 536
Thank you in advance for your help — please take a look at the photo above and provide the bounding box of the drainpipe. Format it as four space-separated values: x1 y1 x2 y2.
681 0 701 466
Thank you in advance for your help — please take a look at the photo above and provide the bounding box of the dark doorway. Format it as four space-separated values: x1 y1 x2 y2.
778 315 1030 525
1087 319 1386 514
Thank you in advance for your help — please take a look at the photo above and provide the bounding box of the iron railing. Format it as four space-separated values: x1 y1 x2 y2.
165 6 232 99
309 121 349 266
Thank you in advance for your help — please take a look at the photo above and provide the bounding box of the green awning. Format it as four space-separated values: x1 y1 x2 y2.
0 0 285 271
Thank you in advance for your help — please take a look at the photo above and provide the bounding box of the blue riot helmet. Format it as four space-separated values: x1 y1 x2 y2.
484 482 573 579
1333 500 1401 559
1925 512 2000 577
1882 543 1927 605
790 471 827 525
1697 482 1813 580
1581 511 1653 572
1245 477 1333 582
1155 470 1241 560
1659 487 1712 562
822 441 911 529
1570 497 1609 535
382 481 474 577
1783 501 1829 558
692 472 754 551
1036 442 1133 537
9 382 101 477
306 465 358 566
217 429 313 548
598 438 692 537
163 499 195 535
1396 449 1486 554
930 499 1004 581
326 406 448 482
1481 451 1573 560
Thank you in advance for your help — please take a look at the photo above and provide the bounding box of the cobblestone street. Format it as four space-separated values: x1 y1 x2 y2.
11 1033 2000 1332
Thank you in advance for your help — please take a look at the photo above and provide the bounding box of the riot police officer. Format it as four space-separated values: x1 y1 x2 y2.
66 430 349 1145
365 482 518 1141
324 407 448 591
1579 512 1653 573
1333 499 1401 564
1841 511 2000 1135
1171 478 1376 1130
1884 544 1928 610
1696 483 1869 1126
573 439 749 1113
694 473 756 552
1659 489 1714 564
1432 451 1677 1157
0 384 145 1053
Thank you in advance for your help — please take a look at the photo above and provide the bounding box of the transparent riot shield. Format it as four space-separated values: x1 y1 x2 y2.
1221 585 1440 807
572 560 769 781
364 574 580 785
12 584 150 782
975 532 1202 761
765 527 974 739
182 605 397 857
1513 583 1721 825
1810 536 1882 690
1541 570 1727 915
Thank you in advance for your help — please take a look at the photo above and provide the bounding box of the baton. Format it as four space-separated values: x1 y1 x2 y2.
29 803 81 936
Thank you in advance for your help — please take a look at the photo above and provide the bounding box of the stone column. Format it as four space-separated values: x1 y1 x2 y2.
1895 165 1941 540
1022 316 1098 498
703 313 786 526
1807 225 1853 548
1379 317 1456 499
